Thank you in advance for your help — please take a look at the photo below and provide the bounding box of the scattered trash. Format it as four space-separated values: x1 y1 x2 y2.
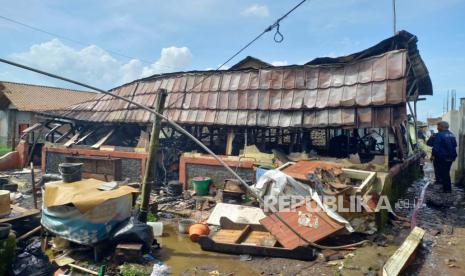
12 237 54 276
150 262 171 276
239 254 252 261
111 217 154 251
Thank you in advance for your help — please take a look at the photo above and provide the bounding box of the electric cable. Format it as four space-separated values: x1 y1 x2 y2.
162 0 308 109
0 14 176 69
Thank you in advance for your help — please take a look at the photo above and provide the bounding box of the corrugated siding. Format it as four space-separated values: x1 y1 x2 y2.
50 50 409 128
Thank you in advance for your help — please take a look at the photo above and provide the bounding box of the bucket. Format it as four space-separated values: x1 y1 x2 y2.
59 163 83 183
167 180 183 197
0 223 11 240
192 177 211 196
178 219 195 234
147 222 164 237
189 223 210 242
0 190 10 218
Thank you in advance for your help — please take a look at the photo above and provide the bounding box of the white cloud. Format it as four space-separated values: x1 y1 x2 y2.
9 39 192 89
271 60 288 66
141 46 192 77
241 4 269 18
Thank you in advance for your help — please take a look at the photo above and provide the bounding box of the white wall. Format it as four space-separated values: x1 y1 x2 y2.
441 110 463 183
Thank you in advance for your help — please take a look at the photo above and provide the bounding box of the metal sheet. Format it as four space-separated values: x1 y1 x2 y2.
238 72 250 90
344 63 359 86
269 90 282 110
270 70 283 89
303 89 317 108
316 88 330 109
386 79 405 104
356 83 372 106
318 67 332 88
283 69 296 89
281 90 294 109
371 82 387 105
228 91 239 110
247 90 259 109
207 92 219 109
291 89 305 109
387 51 405 79
229 73 241 90
357 59 373 83
328 87 343 107
305 67 319 89
237 90 248 109
257 90 270 110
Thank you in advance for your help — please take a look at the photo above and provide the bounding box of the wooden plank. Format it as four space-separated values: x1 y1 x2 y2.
76 130 95 145
382 227 425 276
0 205 40 223
64 132 80 147
225 129 235 156
91 129 115 149
233 225 252 244
341 168 377 195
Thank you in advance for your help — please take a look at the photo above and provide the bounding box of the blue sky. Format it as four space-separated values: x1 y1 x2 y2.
0 0 464 120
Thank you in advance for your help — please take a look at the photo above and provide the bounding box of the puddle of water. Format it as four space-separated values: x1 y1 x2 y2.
153 221 258 275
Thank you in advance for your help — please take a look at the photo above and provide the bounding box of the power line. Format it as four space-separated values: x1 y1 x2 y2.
0 13 177 69
164 0 308 109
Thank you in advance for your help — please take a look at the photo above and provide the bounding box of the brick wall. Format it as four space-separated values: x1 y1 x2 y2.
185 163 254 189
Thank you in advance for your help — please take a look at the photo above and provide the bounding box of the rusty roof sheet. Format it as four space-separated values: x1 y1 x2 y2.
49 49 410 128
0 81 96 112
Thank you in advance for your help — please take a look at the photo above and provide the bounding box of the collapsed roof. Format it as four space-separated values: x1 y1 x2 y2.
46 30 431 129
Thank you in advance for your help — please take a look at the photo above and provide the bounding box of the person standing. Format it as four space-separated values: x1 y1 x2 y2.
426 121 457 193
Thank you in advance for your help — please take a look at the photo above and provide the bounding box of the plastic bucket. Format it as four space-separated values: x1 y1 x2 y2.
178 219 195 234
192 177 211 196
147 222 163 237
59 163 83 183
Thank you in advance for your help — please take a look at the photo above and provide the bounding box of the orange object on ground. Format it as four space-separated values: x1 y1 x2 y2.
281 161 342 182
259 202 345 249
189 223 210 242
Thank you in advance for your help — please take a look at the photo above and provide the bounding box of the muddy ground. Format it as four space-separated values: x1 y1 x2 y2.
7 161 465 275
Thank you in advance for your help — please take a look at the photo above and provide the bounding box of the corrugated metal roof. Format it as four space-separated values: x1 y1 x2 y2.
0 81 96 112
49 49 410 128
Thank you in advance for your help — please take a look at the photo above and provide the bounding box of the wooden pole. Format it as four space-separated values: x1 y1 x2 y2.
30 162 38 209
138 89 167 223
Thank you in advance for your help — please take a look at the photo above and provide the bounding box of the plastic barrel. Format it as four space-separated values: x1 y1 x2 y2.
192 177 211 196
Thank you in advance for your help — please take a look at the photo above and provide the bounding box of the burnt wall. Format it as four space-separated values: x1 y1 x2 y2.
45 152 143 182
185 163 254 189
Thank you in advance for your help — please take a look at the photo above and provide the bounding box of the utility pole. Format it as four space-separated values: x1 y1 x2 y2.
392 0 397 35
139 89 167 223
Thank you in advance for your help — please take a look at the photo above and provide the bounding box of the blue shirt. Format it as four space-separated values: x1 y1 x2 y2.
427 130 457 161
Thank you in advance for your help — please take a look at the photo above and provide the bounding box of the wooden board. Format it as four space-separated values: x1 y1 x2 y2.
383 227 425 276
198 217 317 261
259 202 345 249
0 204 40 223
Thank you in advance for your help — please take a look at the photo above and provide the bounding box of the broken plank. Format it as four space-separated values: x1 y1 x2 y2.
91 129 115 149
382 226 425 276
64 132 80 147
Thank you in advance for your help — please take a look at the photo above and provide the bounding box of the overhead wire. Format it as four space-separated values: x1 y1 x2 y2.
0 0 368 250
0 14 177 69
162 0 308 110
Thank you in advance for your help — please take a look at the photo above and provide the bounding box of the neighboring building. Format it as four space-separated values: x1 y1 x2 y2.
0 81 95 147
229 56 272 70
440 98 465 184
426 117 442 134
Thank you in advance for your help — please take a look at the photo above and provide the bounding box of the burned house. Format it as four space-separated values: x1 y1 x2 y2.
38 31 431 200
